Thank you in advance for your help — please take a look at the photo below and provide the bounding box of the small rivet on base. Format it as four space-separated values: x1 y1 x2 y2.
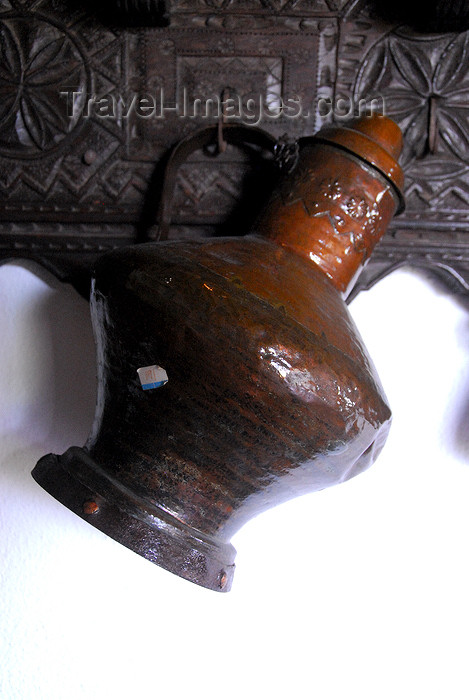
218 570 228 590
83 500 99 515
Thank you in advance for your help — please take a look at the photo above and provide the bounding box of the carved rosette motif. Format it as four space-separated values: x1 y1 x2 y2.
0 0 337 229
0 0 131 220
0 16 89 157
337 23 469 216
336 18 469 296
354 30 469 185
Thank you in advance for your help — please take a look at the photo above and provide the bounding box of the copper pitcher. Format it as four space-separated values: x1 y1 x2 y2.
33 114 404 592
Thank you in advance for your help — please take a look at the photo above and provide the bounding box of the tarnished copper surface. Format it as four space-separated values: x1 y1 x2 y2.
33 116 402 591
257 116 403 296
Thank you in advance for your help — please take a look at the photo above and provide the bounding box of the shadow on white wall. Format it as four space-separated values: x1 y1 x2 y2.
0 262 96 489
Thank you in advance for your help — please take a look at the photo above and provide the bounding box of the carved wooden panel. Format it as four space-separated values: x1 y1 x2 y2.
0 0 468 299
337 16 469 296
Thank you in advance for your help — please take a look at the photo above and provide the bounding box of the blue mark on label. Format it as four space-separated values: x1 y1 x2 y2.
137 365 168 391
141 380 167 391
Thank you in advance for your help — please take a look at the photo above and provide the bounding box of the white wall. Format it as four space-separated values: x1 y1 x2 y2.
1 262 468 700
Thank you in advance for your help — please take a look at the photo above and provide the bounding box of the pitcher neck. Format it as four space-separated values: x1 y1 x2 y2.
255 115 404 297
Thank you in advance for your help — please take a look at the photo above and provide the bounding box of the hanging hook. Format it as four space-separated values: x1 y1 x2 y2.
204 88 233 157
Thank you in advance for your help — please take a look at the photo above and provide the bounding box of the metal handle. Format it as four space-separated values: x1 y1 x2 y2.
154 124 282 241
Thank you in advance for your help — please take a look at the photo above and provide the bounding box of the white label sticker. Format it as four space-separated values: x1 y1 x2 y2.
137 365 168 390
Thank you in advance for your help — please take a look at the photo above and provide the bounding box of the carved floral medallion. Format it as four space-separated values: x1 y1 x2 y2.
0 15 89 157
